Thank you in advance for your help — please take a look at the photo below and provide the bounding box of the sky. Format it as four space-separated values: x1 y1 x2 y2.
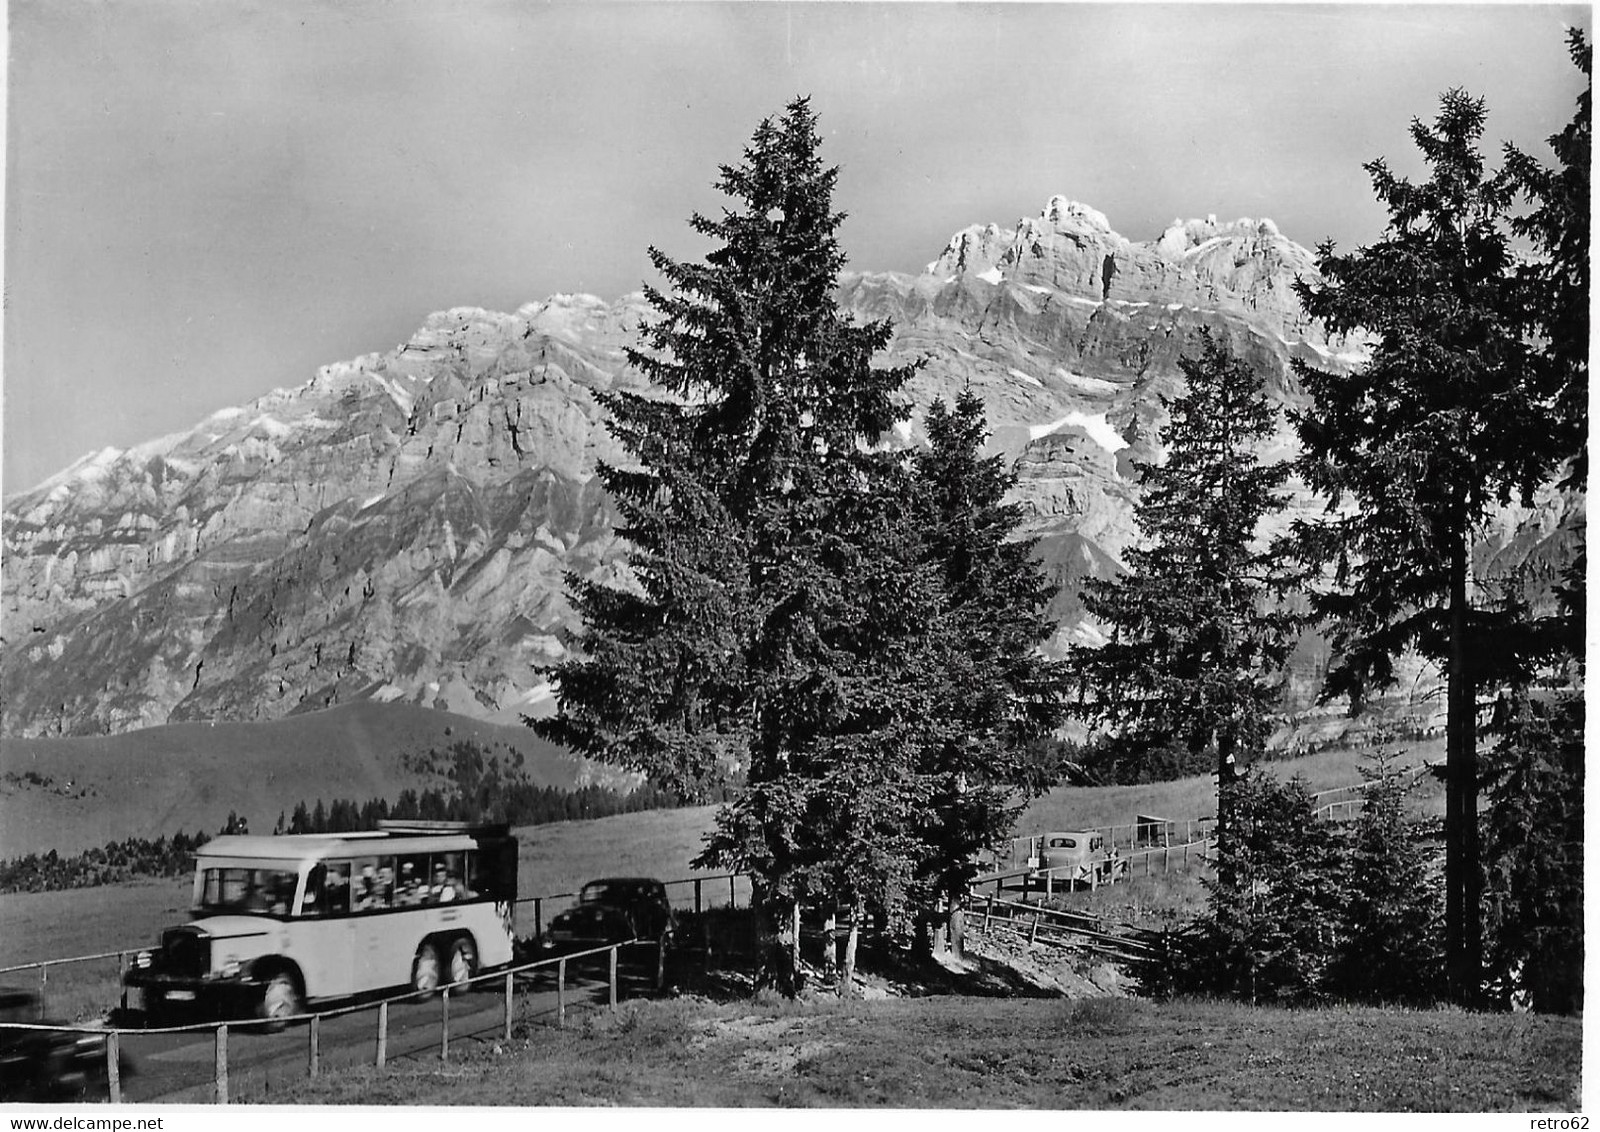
3 1 1590 494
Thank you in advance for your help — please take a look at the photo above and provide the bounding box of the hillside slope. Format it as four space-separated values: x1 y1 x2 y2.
0 700 617 856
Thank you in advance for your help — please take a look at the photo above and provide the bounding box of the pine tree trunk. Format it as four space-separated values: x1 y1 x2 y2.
822 909 838 989
840 900 862 998
773 897 799 998
1445 519 1481 1006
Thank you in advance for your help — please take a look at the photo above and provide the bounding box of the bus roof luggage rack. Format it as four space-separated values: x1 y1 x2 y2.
376 819 511 837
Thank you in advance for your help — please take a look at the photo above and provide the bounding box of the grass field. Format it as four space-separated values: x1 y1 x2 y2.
265 992 1581 1111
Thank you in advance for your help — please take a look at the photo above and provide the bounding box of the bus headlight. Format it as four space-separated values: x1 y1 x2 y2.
133 951 152 969
218 960 242 979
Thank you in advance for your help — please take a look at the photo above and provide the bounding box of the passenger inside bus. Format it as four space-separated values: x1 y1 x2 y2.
431 863 457 903
396 861 424 905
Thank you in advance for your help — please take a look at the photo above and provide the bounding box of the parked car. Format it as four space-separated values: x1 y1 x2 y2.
1029 830 1127 888
0 987 128 1102
536 877 676 960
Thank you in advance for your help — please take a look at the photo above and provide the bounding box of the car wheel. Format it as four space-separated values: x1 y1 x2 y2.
448 937 477 987
259 971 304 1029
412 942 442 994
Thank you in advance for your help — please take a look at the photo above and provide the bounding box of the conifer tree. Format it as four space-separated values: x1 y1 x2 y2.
1071 332 1297 825
908 390 1069 934
1167 771 1341 1005
1326 747 1443 1005
1289 89 1563 1004
536 99 915 806
535 99 926 992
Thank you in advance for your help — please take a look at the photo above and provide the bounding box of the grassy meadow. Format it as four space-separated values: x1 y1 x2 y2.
265 992 1581 1110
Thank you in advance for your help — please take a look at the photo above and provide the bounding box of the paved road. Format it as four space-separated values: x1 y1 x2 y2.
103 959 656 1103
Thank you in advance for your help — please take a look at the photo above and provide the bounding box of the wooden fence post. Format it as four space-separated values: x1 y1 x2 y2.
106 1030 121 1104
504 971 515 1042
1045 870 1053 899
983 894 994 931
1029 910 1041 945
309 1013 320 1078
729 875 736 908
533 898 543 940
215 1023 229 1105
37 964 47 1017
609 947 618 1009
377 1000 388 1068
441 988 450 1061
694 879 703 915
557 958 566 1028
118 953 128 1013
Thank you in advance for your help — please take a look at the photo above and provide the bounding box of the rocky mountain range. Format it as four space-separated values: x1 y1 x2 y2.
2 196 1582 743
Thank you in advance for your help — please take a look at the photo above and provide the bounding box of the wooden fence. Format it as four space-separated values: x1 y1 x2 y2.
0 935 664 1104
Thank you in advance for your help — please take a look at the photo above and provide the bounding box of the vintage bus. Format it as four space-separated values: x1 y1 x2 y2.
124 821 517 1022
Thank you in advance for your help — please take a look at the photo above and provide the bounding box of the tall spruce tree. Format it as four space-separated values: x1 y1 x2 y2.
536 99 926 992
1071 332 1297 827
1289 90 1563 1005
536 99 913 799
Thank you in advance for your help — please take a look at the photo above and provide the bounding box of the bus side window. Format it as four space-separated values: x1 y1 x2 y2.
353 856 387 911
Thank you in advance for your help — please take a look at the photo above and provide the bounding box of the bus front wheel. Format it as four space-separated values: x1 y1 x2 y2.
260 970 304 1027
412 942 443 994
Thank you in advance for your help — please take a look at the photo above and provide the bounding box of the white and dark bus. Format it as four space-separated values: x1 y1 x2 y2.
124 821 517 1022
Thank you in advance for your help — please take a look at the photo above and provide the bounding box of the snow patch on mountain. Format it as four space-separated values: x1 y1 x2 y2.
1029 411 1128 453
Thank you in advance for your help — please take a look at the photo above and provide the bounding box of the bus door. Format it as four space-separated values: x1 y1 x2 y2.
300 861 356 996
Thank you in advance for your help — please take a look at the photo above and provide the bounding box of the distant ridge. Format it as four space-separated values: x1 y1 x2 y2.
0 700 633 856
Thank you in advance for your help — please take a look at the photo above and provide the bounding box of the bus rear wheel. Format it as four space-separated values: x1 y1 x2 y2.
448 937 477 987
412 942 442 994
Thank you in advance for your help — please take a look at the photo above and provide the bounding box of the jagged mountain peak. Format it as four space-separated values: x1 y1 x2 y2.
2 198 1578 743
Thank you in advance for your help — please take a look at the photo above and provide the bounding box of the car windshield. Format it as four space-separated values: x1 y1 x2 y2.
197 865 300 914
580 881 659 905
580 882 625 904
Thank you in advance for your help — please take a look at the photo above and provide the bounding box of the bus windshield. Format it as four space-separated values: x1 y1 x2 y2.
197 864 300 915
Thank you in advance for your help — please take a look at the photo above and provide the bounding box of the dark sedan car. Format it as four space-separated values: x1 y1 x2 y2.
0 987 126 1102
536 877 676 959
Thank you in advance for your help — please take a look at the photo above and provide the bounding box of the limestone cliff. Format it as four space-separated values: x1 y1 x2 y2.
2 200 1582 744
